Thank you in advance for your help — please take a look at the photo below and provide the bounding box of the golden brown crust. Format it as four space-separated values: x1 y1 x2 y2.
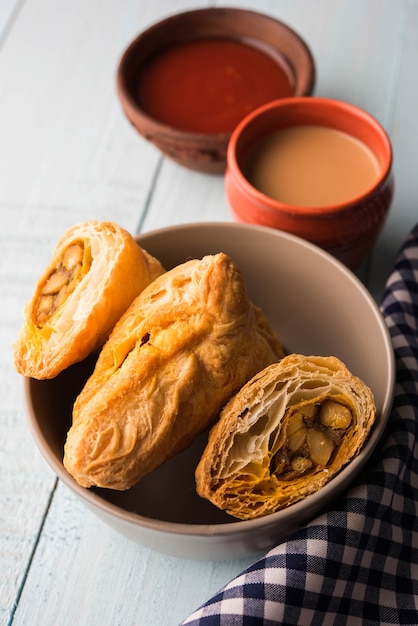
13 220 165 379
196 354 376 520
63 252 284 490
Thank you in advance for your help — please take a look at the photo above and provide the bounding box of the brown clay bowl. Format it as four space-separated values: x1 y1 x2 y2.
116 8 315 173
225 97 394 269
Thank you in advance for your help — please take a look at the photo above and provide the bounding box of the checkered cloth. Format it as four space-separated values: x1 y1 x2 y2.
181 224 418 626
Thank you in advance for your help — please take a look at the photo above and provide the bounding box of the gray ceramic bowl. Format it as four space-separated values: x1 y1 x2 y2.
24 223 394 560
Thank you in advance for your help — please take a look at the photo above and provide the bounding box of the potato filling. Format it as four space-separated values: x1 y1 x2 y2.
272 400 353 479
35 242 88 325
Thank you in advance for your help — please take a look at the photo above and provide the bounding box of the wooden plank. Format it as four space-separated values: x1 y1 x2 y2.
0 1 158 238
13 481 258 626
0 0 22 48
0 0 57 620
367 1 418 299
141 163 231 232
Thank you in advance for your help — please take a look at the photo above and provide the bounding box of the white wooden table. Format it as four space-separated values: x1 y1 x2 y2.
1 1 416 624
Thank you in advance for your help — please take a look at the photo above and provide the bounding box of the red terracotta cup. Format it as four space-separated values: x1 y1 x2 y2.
225 97 394 269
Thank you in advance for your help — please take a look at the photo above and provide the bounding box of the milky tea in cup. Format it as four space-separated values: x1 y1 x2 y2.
243 124 381 208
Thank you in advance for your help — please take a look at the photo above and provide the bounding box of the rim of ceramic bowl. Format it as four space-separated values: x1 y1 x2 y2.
116 7 316 141
23 223 395 540
227 96 393 214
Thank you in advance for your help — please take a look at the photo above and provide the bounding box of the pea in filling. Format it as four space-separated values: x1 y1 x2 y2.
272 400 353 479
35 242 90 325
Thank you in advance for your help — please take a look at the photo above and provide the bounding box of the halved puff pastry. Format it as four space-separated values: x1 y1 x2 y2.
14 220 164 379
196 354 376 520
63 252 284 490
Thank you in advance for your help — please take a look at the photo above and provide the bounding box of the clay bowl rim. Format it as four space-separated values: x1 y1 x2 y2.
23 223 394 541
116 7 316 143
227 96 393 215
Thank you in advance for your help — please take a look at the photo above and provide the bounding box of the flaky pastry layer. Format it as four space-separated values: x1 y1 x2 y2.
196 354 376 520
14 220 164 379
63 252 284 490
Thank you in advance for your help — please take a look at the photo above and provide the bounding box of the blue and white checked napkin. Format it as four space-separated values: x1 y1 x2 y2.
181 224 418 626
